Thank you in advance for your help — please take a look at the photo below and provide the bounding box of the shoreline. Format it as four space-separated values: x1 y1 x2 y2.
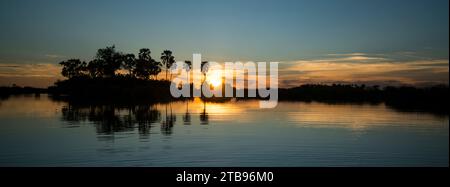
1 79 448 116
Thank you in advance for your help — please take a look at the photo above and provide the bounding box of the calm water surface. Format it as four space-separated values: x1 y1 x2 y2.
0 95 448 166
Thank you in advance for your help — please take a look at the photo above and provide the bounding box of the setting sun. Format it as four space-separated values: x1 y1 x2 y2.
209 76 222 87
207 69 223 87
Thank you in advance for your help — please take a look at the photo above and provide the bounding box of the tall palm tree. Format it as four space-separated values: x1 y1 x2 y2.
160 50 175 80
183 60 192 116
184 60 192 72
201 61 209 84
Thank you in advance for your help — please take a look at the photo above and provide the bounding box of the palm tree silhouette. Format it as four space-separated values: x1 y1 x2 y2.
181 60 193 87
161 50 175 80
184 60 192 72
201 61 209 84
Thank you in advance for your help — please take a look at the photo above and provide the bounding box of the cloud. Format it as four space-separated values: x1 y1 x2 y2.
0 63 63 88
279 55 449 87
44 54 65 59
327 53 368 56
310 53 389 63
313 56 388 63
44 54 66 59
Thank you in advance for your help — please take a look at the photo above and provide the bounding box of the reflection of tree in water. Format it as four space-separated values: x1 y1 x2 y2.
60 101 213 138
135 105 161 138
61 105 90 122
182 102 191 125
200 101 209 125
161 104 176 136
89 105 134 134
61 104 161 139
0 95 11 107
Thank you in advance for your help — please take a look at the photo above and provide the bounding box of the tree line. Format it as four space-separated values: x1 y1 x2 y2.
59 45 177 80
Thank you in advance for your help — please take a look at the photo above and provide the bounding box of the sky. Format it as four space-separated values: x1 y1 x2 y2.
0 0 448 88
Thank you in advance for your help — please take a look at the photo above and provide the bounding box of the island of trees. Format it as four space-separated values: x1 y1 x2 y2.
48 45 178 101
46 45 213 101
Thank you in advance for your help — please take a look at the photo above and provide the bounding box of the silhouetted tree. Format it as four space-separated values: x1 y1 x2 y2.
122 53 136 77
95 45 123 77
59 59 87 79
138 48 151 61
135 48 161 80
182 60 192 85
161 50 175 80
201 61 209 84
87 59 102 78
184 60 192 71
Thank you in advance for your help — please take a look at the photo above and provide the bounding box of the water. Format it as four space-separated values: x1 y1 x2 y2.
0 95 448 166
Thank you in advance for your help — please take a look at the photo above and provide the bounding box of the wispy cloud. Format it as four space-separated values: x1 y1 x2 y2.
317 56 388 62
0 63 62 88
279 53 449 87
327 53 368 56
44 54 65 59
0 63 61 77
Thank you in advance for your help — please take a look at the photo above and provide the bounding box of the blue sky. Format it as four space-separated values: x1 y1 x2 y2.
0 0 448 87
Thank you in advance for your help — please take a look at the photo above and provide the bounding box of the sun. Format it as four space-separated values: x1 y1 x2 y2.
209 77 222 87
207 71 223 87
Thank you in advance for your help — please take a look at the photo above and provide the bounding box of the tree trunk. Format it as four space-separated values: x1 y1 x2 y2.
165 69 168 80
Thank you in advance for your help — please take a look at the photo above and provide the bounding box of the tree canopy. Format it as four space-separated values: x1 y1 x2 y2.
59 46 166 80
